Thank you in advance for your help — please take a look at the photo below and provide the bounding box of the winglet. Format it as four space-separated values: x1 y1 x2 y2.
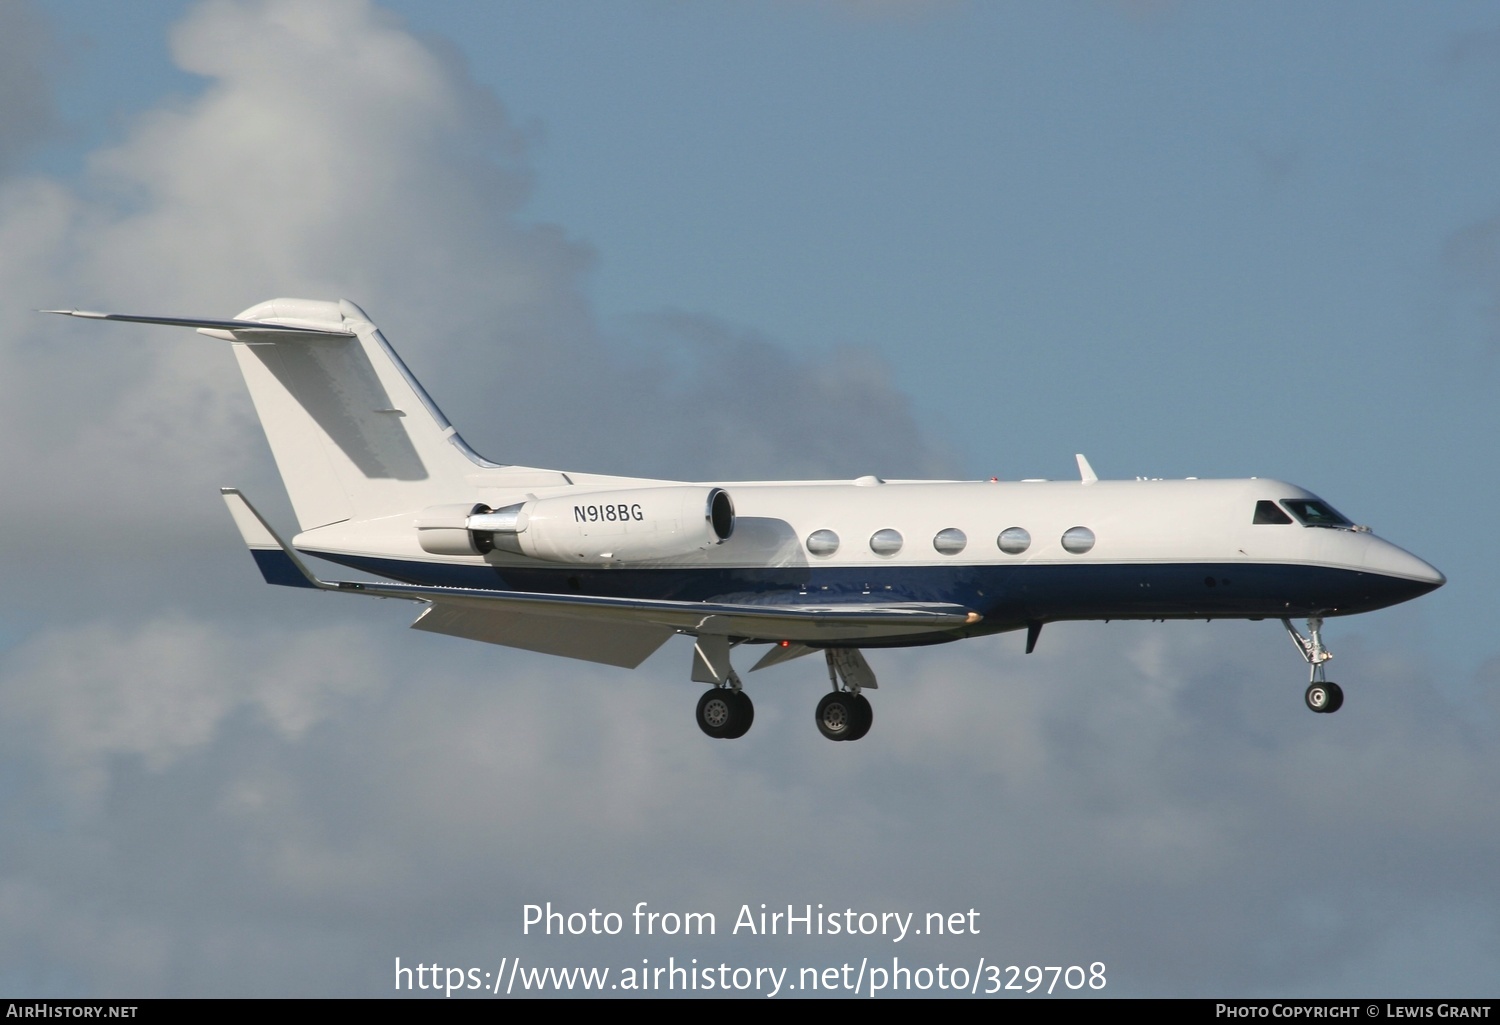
1076 453 1098 484
220 488 326 589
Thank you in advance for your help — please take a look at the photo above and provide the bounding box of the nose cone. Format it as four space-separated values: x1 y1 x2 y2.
1365 537 1445 600
1409 557 1446 590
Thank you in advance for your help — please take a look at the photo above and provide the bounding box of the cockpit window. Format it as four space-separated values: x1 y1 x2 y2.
1282 499 1353 528
1253 500 1293 525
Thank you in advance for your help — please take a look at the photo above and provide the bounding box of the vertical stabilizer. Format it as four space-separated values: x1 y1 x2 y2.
218 299 491 530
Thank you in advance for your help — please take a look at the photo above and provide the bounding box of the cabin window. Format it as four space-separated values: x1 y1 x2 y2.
1061 526 1096 554
1282 499 1353 528
933 527 967 555
870 528 904 556
1253 500 1293 525
997 526 1031 554
806 529 840 556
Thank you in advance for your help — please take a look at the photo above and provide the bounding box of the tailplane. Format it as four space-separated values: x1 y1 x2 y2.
217 298 492 530
50 298 497 530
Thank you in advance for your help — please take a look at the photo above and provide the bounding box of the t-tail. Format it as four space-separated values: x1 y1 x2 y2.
48 298 497 531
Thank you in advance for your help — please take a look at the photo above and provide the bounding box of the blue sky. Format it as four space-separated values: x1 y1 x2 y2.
2 0 1497 997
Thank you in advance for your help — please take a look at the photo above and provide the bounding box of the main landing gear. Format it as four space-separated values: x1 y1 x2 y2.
1283 616 1344 714
692 635 755 739
689 637 878 741
695 687 754 739
815 648 875 742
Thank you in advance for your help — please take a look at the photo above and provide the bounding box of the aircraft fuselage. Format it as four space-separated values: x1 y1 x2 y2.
298 476 1443 648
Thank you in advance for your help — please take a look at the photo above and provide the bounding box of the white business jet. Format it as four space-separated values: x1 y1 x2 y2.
48 299 1444 741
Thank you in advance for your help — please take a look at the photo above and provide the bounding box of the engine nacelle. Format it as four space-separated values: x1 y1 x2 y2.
414 503 491 556
416 487 734 563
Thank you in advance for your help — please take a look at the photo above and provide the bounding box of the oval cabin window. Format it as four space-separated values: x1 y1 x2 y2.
997 526 1031 555
806 529 840 557
933 527 967 555
1061 526 1096 554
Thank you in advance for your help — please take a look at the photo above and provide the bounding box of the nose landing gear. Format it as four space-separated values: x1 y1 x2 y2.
1304 680 1343 714
1283 617 1344 714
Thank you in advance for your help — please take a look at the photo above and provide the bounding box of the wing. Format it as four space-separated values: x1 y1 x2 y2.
220 489 981 667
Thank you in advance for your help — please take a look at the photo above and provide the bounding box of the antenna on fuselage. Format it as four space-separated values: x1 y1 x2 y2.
1076 453 1098 485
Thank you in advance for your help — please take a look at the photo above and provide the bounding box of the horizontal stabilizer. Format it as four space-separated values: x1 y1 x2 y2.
43 309 354 338
48 298 503 532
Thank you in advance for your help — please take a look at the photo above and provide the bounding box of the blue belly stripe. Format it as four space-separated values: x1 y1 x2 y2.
300 552 1438 629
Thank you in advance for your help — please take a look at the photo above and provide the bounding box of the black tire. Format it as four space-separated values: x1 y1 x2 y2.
1323 681 1344 714
1305 682 1334 714
845 694 873 741
724 690 755 739
816 691 858 741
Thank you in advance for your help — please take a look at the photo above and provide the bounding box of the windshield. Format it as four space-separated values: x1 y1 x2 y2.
1253 500 1293 524
1282 499 1353 528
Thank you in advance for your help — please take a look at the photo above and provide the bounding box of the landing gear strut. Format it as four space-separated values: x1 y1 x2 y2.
1283 616 1344 714
816 648 875 741
686 638 880 740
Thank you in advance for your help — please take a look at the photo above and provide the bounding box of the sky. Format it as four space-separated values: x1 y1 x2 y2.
1 0 1497 998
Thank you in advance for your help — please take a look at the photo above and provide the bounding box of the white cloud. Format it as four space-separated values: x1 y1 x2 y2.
0 617 384 803
3 0 951 548
3 610 1494 995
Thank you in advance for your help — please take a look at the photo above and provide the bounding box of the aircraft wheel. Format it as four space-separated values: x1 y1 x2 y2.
845 694 873 741
1322 682 1344 714
816 691 859 742
1304 681 1343 714
724 690 755 739
697 688 752 739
